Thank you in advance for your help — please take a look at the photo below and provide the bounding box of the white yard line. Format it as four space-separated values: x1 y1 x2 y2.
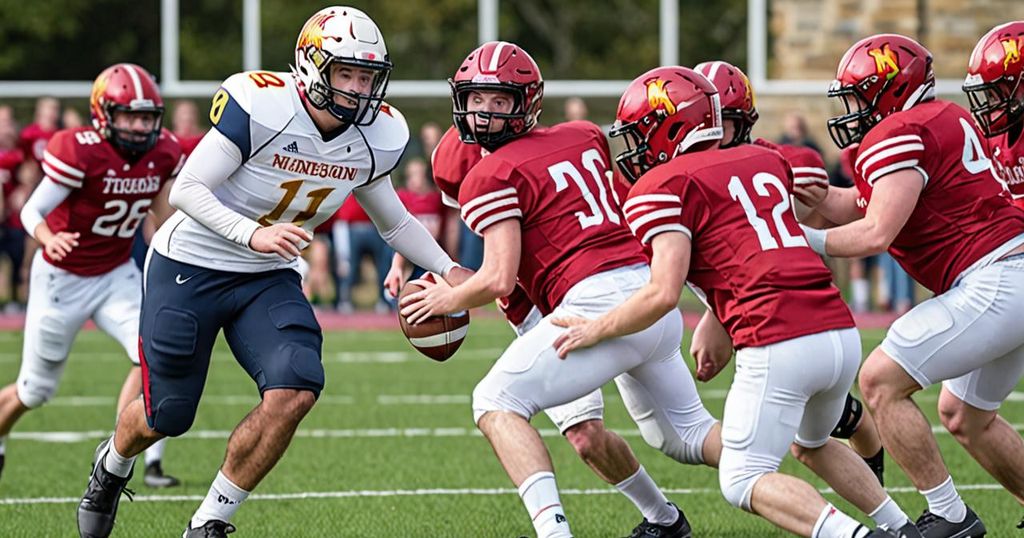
12 423 1024 444
0 348 508 364
45 395 355 407
0 483 1007 506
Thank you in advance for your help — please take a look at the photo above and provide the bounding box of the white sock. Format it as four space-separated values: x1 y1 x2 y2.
812 504 872 538
144 438 167 466
852 279 869 312
614 466 677 526
102 436 136 478
921 475 966 523
191 471 250 528
868 496 909 530
518 471 572 538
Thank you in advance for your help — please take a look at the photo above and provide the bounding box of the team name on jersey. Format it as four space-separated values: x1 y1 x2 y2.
270 153 359 181
993 148 1024 187
101 175 163 195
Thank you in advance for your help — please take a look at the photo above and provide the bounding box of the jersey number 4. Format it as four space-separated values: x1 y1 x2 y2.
728 173 807 251
92 199 152 238
548 148 622 229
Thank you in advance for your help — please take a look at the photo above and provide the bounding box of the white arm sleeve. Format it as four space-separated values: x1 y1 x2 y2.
354 177 457 276
21 179 73 240
167 128 261 248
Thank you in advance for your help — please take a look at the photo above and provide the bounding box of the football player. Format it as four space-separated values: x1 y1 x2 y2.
400 123 713 538
694 59 888 486
0 64 181 487
402 42 721 538
964 21 1024 210
804 34 1024 537
553 66 916 538
76 7 459 538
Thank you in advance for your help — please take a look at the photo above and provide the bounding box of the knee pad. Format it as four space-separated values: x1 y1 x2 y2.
261 342 325 397
150 398 198 437
471 376 533 426
830 393 864 440
635 411 715 465
16 369 60 409
719 465 766 511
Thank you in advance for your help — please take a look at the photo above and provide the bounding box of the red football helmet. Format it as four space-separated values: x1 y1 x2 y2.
90 63 164 154
610 66 722 182
827 34 935 148
964 21 1024 137
449 41 544 150
695 60 758 148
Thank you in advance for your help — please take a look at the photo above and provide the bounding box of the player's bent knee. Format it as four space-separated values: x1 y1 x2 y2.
719 466 766 511
938 393 993 440
15 376 57 409
564 420 603 459
636 414 714 465
150 398 199 437
471 377 535 425
830 393 863 440
262 388 317 423
261 342 325 397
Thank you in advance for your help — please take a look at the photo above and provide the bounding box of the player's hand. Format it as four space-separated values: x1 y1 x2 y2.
44 231 80 262
249 223 312 261
383 260 407 300
690 315 733 382
793 179 829 208
400 277 459 324
551 317 604 359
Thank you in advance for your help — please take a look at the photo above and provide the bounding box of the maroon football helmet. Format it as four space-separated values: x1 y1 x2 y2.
89 63 164 154
611 66 722 182
964 21 1024 137
695 60 758 148
449 41 544 150
827 34 935 148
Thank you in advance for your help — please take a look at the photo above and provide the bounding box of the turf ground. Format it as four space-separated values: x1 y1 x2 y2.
0 318 1021 537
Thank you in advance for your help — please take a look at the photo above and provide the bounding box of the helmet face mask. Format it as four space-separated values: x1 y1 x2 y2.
964 75 1022 136
451 83 529 150
107 107 164 155
293 7 392 126
610 112 662 183
964 22 1024 138
827 79 881 149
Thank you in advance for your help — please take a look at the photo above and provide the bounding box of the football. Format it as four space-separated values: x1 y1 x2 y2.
398 274 470 362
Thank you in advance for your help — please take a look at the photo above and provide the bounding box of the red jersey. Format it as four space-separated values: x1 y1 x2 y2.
985 128 1024 210
431 127 537 326
851 100 1024 293
174 132 205 157
398 189 444 234
624 144 854 349
337 195 371 224
0 148 25 228
19 123 56 163
754 138 830 187
459 121 647 315
42 127 183 276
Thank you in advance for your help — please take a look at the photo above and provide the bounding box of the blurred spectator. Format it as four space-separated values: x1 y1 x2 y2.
62 107 85 128
334 196 393 313
172 100 206 157
778 112 822 154
0 119 26 311
0 105 14 127
303 211 339 308
564 97 588 121
397 158 444 279
19 97 60 170
420 122 443 159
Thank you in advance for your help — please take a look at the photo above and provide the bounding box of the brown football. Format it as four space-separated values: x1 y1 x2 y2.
398 274 470 362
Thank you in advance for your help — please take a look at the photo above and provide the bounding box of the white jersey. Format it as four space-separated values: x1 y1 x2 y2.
153 70 408 273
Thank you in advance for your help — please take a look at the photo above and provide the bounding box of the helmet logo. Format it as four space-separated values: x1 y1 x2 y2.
740 72 755 107
297 13 335 50
1002 37 1022 70
868 44 900 81
90 71 110 109
646 79 677 115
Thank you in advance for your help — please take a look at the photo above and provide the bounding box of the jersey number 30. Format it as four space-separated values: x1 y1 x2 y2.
548 148 621 229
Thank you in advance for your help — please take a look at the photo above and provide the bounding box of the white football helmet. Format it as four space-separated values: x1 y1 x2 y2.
293 6 392 125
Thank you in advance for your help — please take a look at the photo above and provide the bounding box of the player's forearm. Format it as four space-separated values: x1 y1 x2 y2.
802 219 890 258
448 270 513 311
813 186 863 226
591 283 679 341
21 178 72 242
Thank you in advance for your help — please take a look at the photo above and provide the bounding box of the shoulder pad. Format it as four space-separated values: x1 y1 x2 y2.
359 102 410 179
213 71 297 160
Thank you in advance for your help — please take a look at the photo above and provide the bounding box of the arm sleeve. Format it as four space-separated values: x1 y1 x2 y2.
354 176 457 276
167 128 261 248
21 178 73 240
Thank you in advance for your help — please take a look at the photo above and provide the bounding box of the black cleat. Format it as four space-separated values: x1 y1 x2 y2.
625 503 692 538
1018 515 1024 529
890 521 925 537
916 506 986 538
144 461 181 488
183 520 237 537
77 438 134 538
865 448 885 487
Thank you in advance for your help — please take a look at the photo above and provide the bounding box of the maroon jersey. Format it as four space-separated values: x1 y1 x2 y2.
174 132 205 157
430 127 536 326
18 123 56 164
398 189 444 234
624 144 854 349
754 138 830 188
42 127 184 276
0 148 25 228
986 129 1024 210
851 100 1024 293
459 121 647 315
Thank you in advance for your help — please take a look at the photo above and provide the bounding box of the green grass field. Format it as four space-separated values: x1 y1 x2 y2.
0 319 1021 537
